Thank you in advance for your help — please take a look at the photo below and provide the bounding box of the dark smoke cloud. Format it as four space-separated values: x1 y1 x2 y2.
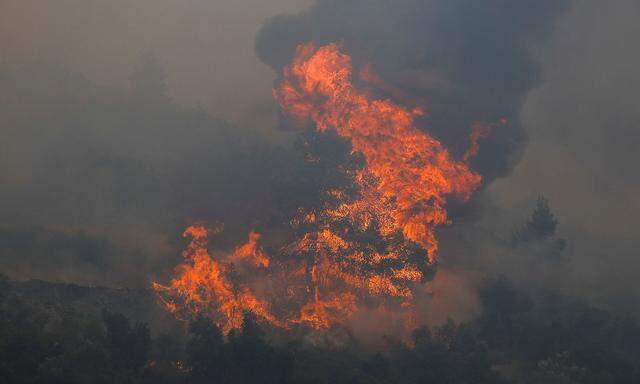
1 0 638 322
256 0 639 318
256 0 568 181
252 0 573 325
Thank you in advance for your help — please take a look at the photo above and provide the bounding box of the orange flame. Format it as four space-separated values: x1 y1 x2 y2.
154 43 489 333
275 43 482 261
153 225 280 334
232 231 270 268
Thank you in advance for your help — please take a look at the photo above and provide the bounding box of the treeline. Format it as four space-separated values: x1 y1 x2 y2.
1 272 639 384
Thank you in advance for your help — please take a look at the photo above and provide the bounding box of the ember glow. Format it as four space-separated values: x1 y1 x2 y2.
154 43 489 333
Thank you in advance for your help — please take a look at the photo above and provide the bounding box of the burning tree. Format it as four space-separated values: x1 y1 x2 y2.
154 43 493 333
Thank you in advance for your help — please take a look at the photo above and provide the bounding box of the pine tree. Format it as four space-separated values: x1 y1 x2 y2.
512 195 558 244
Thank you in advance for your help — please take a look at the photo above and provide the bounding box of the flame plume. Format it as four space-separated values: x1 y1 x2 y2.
154 43 487 333
275 43 482 261
152 225 281 334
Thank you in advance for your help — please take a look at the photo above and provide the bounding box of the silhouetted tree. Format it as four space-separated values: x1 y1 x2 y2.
226 312 291 384
513 195 558 243
511 196 566 260
386 321 506 384
102 308 151 374
185 315 226 383
2 277 640 384
0 273 8 301
478 275 533 348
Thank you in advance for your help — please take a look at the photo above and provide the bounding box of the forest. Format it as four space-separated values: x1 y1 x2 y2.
1 199 638 383
2 1 639 383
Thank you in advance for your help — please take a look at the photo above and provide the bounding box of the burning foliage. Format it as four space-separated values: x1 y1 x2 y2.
153 225 281 335
154 44 497 333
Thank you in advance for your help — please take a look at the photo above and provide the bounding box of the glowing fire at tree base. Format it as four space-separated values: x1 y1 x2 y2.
153 43 496 333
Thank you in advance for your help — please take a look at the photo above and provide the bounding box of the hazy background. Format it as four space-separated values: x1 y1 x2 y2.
0 0 312 125
0 0 312 286
487 0 640 313
1 0 638 317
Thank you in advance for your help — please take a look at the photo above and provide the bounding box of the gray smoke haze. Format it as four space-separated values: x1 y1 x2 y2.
486 0 640 315
255 0 640 319
431 0 640 318
0 0 311 125
0 0 312 287
0 60 296 287
0 0 639 320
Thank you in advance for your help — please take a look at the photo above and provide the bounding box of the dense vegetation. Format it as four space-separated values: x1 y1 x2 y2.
1 57 638 384
1 267 638 384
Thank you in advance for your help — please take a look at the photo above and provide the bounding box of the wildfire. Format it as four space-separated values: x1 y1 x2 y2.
154 43 490 333
275 43 482 261
152 225 281 334
232 231 270 268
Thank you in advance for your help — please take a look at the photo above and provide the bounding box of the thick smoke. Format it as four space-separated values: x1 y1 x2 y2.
252 0 569 324
255 0 640 322
1 0 639 322
256 0 568 183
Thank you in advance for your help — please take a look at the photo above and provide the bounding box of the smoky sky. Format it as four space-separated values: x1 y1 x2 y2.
256 0 568 181
1 0 639 317
0 0 311 125
0 61 295 287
